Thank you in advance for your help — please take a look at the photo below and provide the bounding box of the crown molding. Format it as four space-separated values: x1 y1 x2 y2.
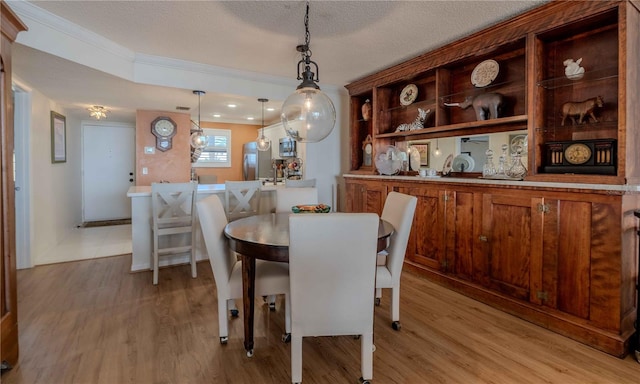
9 0 134 61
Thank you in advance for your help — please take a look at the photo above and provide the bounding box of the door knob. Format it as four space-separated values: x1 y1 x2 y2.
14 186 20 191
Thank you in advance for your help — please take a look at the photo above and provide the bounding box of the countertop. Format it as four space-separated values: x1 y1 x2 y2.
127 182 285 197
343 173 640 193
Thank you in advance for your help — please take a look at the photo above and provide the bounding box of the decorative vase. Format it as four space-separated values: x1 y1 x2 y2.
361 99 372 121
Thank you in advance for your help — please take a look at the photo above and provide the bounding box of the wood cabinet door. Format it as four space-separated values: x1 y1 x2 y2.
406 186 446 271
344 180 387 215
481 193 544 302
539 198 621 327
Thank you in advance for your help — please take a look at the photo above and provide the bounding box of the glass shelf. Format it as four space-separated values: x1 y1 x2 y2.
382 98 436 114
439 80 524 104
537 67 617 90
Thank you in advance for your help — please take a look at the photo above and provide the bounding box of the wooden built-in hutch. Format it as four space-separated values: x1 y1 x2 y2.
344 0 639 357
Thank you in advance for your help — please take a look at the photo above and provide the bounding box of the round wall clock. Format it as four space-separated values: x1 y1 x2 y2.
151 116 177 151
564 143 592 165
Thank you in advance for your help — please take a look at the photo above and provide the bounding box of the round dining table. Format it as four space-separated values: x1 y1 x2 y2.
224 212 394 356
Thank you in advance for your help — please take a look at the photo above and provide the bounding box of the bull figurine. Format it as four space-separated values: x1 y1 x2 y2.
444 92 504 121
560 96 604 126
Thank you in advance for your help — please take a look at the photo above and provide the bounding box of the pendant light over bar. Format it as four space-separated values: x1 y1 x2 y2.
191 90 207 150
256 98 271 151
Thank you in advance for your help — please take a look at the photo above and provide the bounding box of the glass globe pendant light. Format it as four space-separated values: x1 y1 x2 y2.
256 98 271 151
281 0 336 143
190 90 208 150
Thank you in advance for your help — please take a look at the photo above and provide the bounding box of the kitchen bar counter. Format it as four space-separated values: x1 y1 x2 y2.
126 182 284 272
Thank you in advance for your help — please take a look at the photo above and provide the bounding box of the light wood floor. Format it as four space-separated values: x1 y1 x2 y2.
2 254 639 384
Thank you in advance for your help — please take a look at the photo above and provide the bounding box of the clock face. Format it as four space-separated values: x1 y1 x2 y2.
153 119 175 137
364 143 372 154
565 143 592 165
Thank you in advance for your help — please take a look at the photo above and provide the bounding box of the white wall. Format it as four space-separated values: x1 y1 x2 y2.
26 83 82 265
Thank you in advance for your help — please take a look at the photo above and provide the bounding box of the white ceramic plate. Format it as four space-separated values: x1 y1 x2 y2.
471 59 499 87
442 154 454 176
452 154 476 172
400 84 418 106
408 146 421 171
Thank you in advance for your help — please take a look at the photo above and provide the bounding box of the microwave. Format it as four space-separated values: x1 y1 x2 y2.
279 137 297 157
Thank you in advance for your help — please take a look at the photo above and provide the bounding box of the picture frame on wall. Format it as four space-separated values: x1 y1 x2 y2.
51 111 66 163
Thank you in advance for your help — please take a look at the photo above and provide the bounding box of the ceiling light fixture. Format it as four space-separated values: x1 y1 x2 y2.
281 0 336 143
190 90 207 162
256 98 271 152
88 105 108 120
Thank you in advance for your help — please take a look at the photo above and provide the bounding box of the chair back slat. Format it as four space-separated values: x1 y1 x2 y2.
224 180 262 221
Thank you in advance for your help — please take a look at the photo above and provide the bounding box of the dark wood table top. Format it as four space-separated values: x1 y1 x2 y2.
224 213 394 262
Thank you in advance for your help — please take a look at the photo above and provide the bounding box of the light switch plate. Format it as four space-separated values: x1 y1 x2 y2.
144 146 155 154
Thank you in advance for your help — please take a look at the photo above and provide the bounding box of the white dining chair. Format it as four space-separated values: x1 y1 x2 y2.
285 178 316 188
224 180 261 221
275 187 319 213
150 181 198 285
196 194 291 345
289 213 379 384
375 191 417 330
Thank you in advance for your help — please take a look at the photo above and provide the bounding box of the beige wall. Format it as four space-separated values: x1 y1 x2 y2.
135 110 191 186
194 121 260 183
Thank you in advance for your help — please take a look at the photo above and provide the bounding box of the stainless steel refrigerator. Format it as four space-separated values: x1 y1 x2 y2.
243 142 272 180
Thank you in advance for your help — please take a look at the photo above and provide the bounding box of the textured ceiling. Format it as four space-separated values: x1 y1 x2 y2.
10 0 547 123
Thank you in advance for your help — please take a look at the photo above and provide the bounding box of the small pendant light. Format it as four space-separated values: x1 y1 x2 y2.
190 90 207 150
256 98 271 151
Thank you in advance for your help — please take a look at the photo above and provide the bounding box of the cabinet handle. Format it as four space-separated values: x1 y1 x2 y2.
537 203 550 214
478 235 488 242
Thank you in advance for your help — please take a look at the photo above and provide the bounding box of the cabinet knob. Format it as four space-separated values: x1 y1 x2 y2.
478 235 488 242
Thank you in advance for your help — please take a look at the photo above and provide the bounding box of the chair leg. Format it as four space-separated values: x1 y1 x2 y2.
218 298 230 344
152 246 159 286
228 299 239 317
391 285 400 322
291 335 303 384
190 246 197 279
391 284 401 330
284 294 291 334
361 332 373 381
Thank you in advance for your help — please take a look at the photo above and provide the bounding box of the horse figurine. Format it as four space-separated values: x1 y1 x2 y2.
395 108 432 132
560 96 604 126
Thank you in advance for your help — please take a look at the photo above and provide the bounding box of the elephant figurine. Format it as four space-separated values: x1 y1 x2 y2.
444 92 505 121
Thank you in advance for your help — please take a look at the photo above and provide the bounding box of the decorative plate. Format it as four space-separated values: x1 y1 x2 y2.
400 84 418 106
442 154 454 176
452 154 476 172
291 204 331 213
471 59 499 87
510 134 528 155
375 145 403 175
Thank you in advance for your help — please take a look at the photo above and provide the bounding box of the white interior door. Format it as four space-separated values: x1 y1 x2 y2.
82 122 135 222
